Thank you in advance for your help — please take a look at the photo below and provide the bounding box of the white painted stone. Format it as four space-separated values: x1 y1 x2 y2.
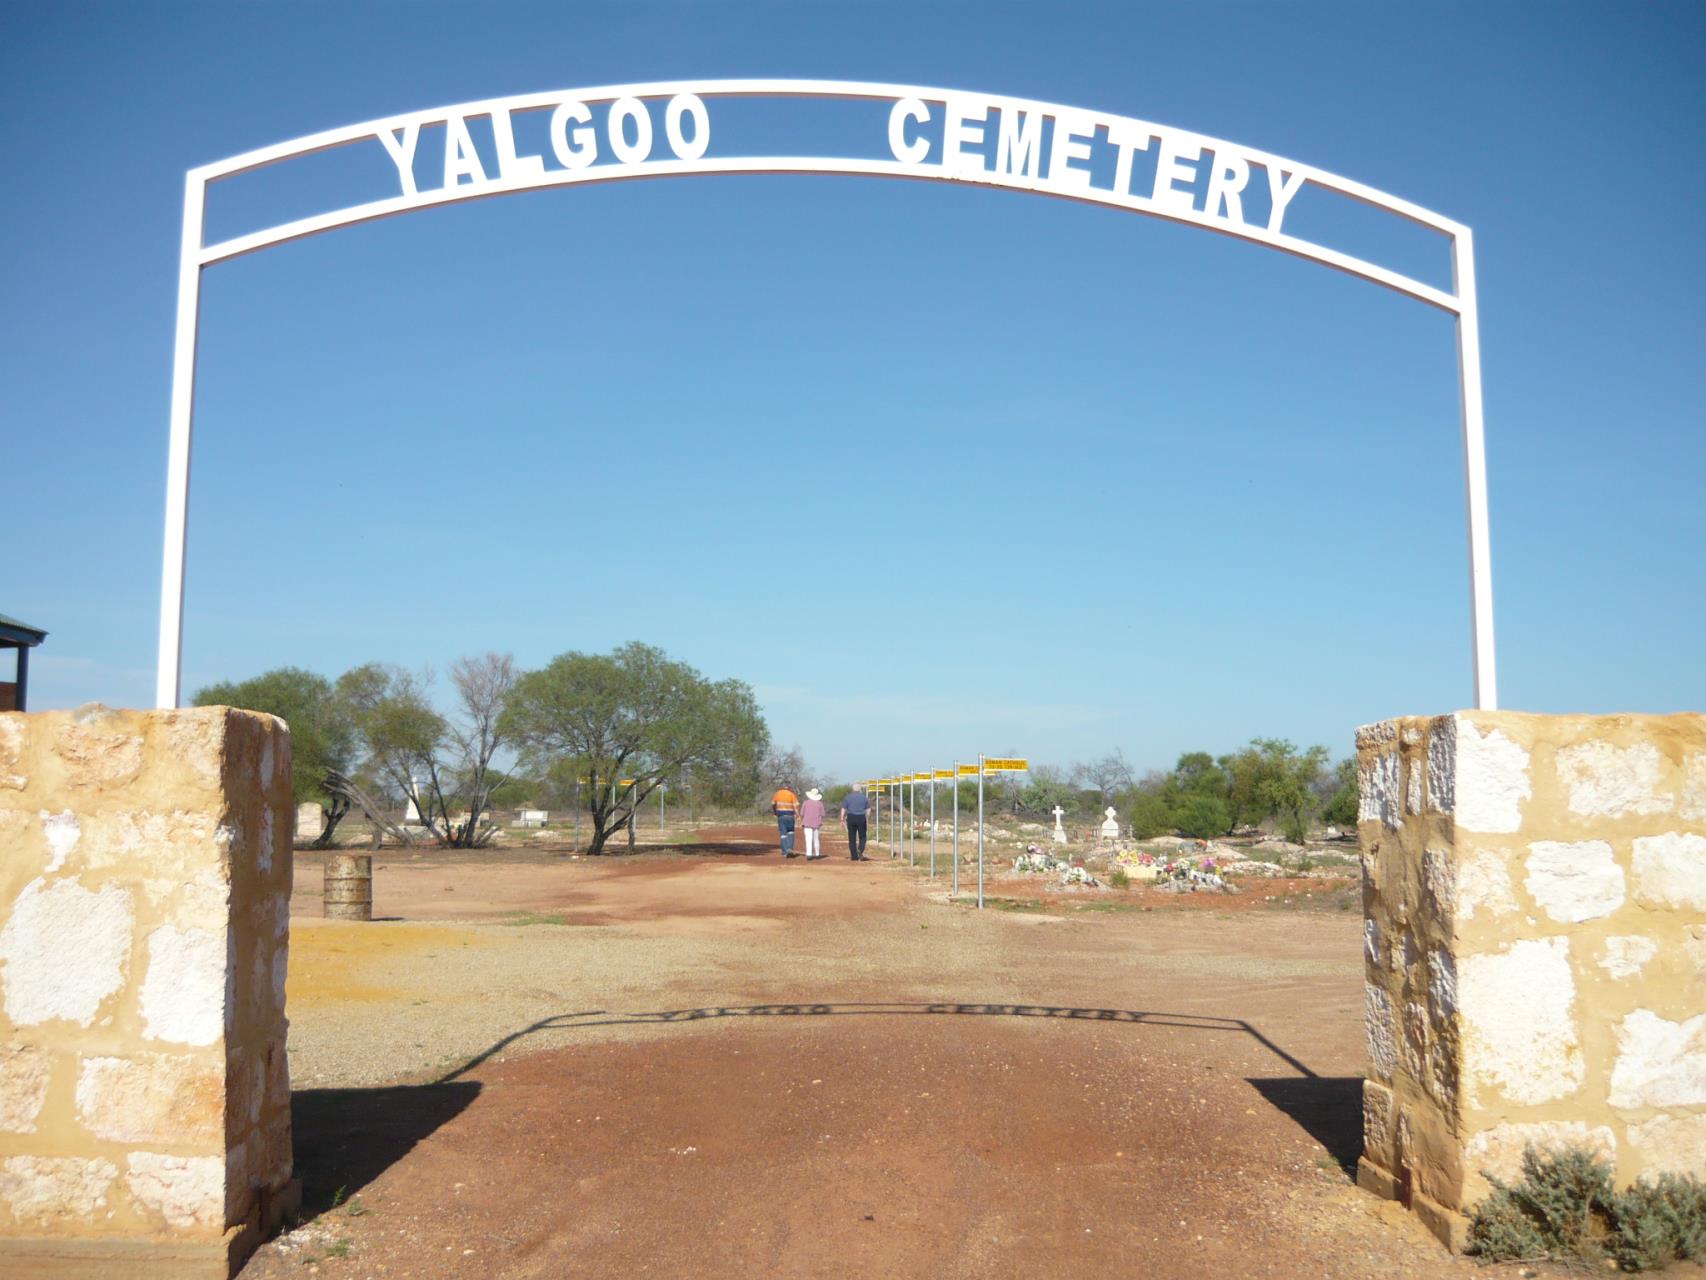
165 712 224 785
1400 1000 1430 1081
139 924 226 1046
1524 840 1625 923
1455 848 1519 921
1609 1010 1706 1109
0 878 133 1027
1365 982 1397 1082
1422 847 1455 918
224 1140 251 1222
1686 925 1706 981
39 810 79 872
1363 918 1383 968
1425 717 1455 814
1453 718 1531 833
1632 831 1706 910
53 709 144 788
1556 740 1672 818
173 868 230 932
125 1152 224 1230
1406 755 1424 815
1363 1079 1393 1154
1459 936 1583 1106
1626 1113 1706 1177
1464 1121 1616 1186
270 946 290 1021
81 808 219 874
75 1054 223 1145
1682 754 1706 821
1359 749 1402 829
1356 720 1398 751
258 802 275 873
0 1044 51 1133
1600 935 1661 980
271 894 290 944
0 716 26 789
0 1155 116 1224
1428 948 1458 1022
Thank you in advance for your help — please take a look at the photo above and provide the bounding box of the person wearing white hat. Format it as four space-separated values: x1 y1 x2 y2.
799 787 826 860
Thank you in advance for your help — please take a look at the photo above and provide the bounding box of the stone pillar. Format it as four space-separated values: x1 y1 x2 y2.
1356 711 1706 1249
0 706 297 1277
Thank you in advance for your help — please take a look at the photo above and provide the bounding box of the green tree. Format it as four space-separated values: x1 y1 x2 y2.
1015 764 1077 817
500 642 769 854
336 664 452 841
1321 757 1359 828
1224 738 1332 842
1174 793 1231 840
1126 791 1176 838
193 666 355 846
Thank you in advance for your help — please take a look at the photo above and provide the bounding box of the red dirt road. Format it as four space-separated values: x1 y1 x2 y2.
246 826 1498 1279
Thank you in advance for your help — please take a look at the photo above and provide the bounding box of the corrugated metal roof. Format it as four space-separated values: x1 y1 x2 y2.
0 612 47 645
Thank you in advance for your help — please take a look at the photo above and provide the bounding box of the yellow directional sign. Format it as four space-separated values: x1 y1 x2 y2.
982 758 1029 773
957 764 980 776
912 772 931 782
933 770 954 780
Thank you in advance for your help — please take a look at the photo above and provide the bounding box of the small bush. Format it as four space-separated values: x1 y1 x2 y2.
1109 868 1130 890
1468 1145 1706 1272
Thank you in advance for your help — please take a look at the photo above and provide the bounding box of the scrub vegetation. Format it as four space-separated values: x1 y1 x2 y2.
1467 1146 1706 1272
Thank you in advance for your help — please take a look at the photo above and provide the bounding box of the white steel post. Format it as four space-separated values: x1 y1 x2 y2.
156 173 208 709
1453 228 1498 711
909 777 916 867
929 773 936 878
659 784 665 831
952 761 960 898
977 753 986 910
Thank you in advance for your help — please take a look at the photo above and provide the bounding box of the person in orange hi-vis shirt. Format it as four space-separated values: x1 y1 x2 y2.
771 784 799 858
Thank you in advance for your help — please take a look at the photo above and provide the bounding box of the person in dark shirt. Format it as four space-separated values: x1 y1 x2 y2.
841 784 870 860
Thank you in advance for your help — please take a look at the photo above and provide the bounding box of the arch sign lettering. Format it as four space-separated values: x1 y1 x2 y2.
155 79 1497 708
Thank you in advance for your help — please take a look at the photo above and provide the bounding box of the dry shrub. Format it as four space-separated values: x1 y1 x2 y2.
1468 1145 1706 1272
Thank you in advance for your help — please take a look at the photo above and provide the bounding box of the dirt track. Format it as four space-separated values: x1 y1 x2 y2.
241 825 1494 1279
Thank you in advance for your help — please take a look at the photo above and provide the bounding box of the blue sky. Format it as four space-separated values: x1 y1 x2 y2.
3 1 1702 780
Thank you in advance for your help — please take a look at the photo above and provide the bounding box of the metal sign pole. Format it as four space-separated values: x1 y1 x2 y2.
909 777 916 867
929 773 936 878
659 784 665 831
952 761 960 898
977 753 986 910
574 778 580 852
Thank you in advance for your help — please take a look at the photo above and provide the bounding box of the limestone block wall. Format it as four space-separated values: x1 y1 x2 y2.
0 706 294 1271
1357 711 1706 1248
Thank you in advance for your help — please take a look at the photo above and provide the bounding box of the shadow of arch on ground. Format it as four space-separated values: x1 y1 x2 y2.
290 1081 481 1223
433 1000 1322 1084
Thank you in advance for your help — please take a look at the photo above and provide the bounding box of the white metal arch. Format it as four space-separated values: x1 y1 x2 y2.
156 79 1496 707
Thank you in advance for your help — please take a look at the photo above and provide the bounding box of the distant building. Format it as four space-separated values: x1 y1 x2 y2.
0 613 47 711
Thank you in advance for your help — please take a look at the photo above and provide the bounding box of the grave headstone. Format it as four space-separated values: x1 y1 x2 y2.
1051 805 1068 844
517 809 548 827
1100 807 1121 840
295 800 325 842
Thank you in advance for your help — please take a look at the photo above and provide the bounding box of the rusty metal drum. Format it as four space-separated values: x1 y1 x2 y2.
323 854 372 921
